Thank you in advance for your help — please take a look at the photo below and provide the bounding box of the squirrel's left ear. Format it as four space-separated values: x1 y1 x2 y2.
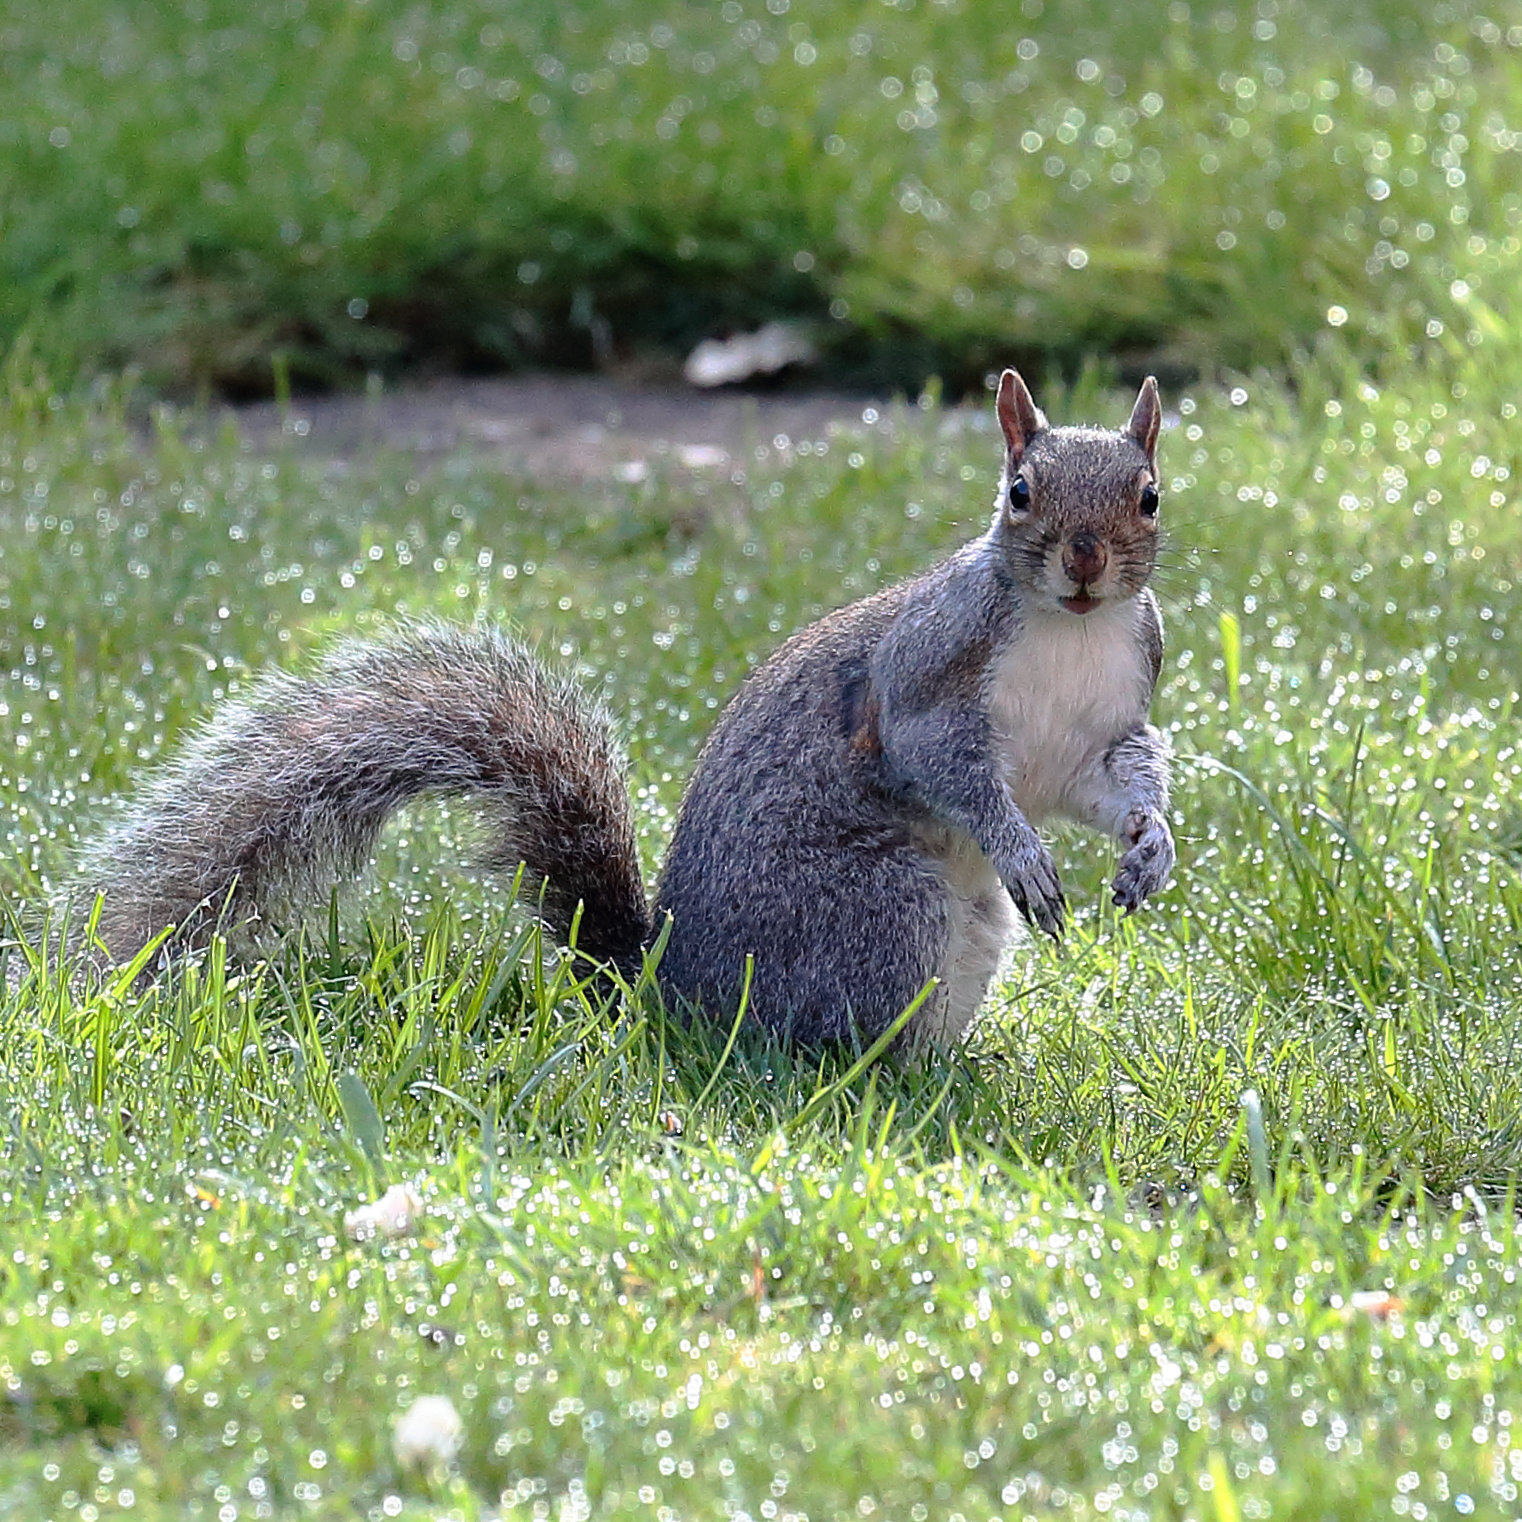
996 369 1047 464
1126 376 1162 465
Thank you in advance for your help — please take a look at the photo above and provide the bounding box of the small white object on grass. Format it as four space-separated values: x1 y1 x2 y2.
1241 1088 1270 1202
1348 1289 1404 1321
683 321 817 388
393 1393 464 1468
344 1183 424 1242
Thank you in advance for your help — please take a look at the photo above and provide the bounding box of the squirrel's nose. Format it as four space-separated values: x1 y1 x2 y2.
1062 530 1108 584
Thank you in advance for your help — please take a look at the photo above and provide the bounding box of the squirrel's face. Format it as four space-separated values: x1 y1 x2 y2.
991 370 1163 617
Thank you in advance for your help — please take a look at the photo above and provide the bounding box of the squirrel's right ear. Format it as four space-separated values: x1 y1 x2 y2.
996 369 1046 464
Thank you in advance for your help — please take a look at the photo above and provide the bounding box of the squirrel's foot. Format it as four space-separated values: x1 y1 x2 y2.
1112 810 1175 913
1002 826 1065 941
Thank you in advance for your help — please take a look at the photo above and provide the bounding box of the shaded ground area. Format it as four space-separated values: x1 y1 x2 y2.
232 373 904 481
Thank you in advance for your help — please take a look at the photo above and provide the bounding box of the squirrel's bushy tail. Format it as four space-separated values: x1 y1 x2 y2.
73 625 651 969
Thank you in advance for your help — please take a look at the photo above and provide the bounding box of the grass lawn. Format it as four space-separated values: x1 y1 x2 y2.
1 322 1521 1517
6 4 1522 1510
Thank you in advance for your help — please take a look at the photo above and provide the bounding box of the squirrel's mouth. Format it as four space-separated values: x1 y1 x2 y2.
1060 593 1101 615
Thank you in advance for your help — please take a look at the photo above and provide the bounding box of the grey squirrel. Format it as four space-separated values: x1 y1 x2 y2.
74 370 1174 1049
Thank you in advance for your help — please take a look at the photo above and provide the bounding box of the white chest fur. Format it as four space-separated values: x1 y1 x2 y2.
986 602 1151 823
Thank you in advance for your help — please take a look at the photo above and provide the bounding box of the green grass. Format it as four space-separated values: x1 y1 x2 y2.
3 314 1522 1514
11 4 1522 1512
6 0 1522 389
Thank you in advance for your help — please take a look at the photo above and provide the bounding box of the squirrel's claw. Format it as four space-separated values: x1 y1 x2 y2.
1010 884 1064 941
1111 814 1175 914
1030 887 1066 941
1004 836 1065 941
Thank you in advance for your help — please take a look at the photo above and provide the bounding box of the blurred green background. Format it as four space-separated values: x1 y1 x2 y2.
4 0 1520 393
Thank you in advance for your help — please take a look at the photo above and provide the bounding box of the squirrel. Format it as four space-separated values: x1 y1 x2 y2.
72 370 1175 1050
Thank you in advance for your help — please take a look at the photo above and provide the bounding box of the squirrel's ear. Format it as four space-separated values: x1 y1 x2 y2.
1126 375 1162 464
996 369 1046 463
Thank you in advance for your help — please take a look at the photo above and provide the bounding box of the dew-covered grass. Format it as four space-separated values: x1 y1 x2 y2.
3 328 1522 1515
6 0 1522 389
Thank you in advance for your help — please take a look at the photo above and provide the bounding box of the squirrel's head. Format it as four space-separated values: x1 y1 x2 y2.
991 369 1163 618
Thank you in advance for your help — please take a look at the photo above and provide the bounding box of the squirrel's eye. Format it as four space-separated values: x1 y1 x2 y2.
1139 484 1160 518
1008 477 1031 512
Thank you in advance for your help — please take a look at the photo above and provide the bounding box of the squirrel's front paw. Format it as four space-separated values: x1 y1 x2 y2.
1002 827 1065 940
1112 811 1175 913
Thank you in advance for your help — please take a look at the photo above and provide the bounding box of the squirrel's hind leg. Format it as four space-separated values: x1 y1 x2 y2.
661 842 954 1049
902 826 1018 1050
